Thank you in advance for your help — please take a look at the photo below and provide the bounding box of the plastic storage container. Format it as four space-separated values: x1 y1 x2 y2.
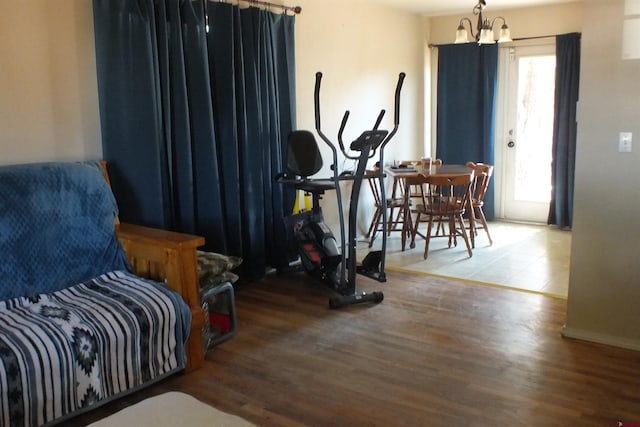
200 282 236 351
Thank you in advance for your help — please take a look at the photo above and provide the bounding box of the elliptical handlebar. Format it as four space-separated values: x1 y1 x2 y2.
373 109 385 131
314 71 405 162
315 72 352 162
394 72 405 126
337 110 350 156
380 72 405 152
314 72 331 147
314 71 347 286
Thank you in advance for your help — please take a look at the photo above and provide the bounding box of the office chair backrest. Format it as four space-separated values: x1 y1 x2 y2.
287 130 323 178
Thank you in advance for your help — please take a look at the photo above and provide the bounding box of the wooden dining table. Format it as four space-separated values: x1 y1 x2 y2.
384 164 475 251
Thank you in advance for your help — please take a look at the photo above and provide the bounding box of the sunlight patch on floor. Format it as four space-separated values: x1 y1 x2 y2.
359 221 571 298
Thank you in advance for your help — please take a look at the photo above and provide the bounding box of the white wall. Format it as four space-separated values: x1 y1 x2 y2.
0 0 101 165
294 0 426 237
563 0 640 350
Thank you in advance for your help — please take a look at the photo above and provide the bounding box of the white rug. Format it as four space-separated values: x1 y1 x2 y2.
88 392 256 427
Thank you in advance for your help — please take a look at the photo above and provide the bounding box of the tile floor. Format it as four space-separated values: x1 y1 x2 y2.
361 220 571 299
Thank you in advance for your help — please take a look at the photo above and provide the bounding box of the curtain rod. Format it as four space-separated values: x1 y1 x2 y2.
428 34 557 49
236 0 302 14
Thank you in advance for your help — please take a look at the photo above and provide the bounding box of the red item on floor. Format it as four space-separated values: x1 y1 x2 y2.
209 312 231 333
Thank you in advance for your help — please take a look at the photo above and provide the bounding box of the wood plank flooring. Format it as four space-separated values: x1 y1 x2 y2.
65 270 640 426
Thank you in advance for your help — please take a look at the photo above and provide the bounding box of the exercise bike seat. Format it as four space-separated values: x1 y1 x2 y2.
275 173 336 193
295 179 336 193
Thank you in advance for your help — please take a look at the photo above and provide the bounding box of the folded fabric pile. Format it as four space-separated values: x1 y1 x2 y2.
196 250 242 288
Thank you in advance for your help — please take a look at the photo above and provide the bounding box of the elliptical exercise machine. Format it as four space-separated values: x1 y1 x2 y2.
278 71 405 308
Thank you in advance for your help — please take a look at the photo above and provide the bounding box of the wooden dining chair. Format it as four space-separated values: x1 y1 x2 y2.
466 162 494 247
394 159 441 199
401 159 442 214
419 158 443 169
365 169 406 247
407 159 445 247
411 172 473 260
389 160 422 232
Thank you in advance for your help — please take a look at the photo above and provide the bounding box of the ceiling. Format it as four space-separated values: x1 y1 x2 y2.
364 0 580 16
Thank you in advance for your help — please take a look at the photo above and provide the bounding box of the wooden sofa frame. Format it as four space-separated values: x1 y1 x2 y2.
101 162 206 372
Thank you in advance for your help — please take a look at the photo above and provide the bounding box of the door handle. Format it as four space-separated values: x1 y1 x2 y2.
507 141 515 148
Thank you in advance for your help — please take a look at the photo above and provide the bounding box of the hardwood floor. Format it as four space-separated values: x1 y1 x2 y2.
66 270 640 426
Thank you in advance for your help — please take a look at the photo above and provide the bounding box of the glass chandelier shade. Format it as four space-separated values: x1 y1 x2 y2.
454 1 512 45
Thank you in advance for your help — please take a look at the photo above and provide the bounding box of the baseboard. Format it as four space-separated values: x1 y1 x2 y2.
561 325 640 351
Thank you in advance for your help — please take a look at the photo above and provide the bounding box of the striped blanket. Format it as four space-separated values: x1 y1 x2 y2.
0 271 191 427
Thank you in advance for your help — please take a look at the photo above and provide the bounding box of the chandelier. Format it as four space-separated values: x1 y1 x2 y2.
455 0 512 45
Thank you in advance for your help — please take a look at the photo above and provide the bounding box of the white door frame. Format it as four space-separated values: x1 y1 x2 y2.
495 41 556 222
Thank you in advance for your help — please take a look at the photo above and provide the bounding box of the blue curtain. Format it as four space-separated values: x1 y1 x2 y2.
548 33 580 229
93 0 296 282
436 43 498 218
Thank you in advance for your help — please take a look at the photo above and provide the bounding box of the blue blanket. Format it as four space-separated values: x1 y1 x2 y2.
0 161 130 300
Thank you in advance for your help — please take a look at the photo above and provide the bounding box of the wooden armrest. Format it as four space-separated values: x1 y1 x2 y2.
116 222 204 249
116 222 206 372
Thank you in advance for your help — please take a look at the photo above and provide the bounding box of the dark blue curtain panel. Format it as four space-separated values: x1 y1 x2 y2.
436 43 498 218
93 0 296 282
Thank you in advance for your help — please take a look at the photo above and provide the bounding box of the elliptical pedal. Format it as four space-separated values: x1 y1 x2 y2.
355 250 387 282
